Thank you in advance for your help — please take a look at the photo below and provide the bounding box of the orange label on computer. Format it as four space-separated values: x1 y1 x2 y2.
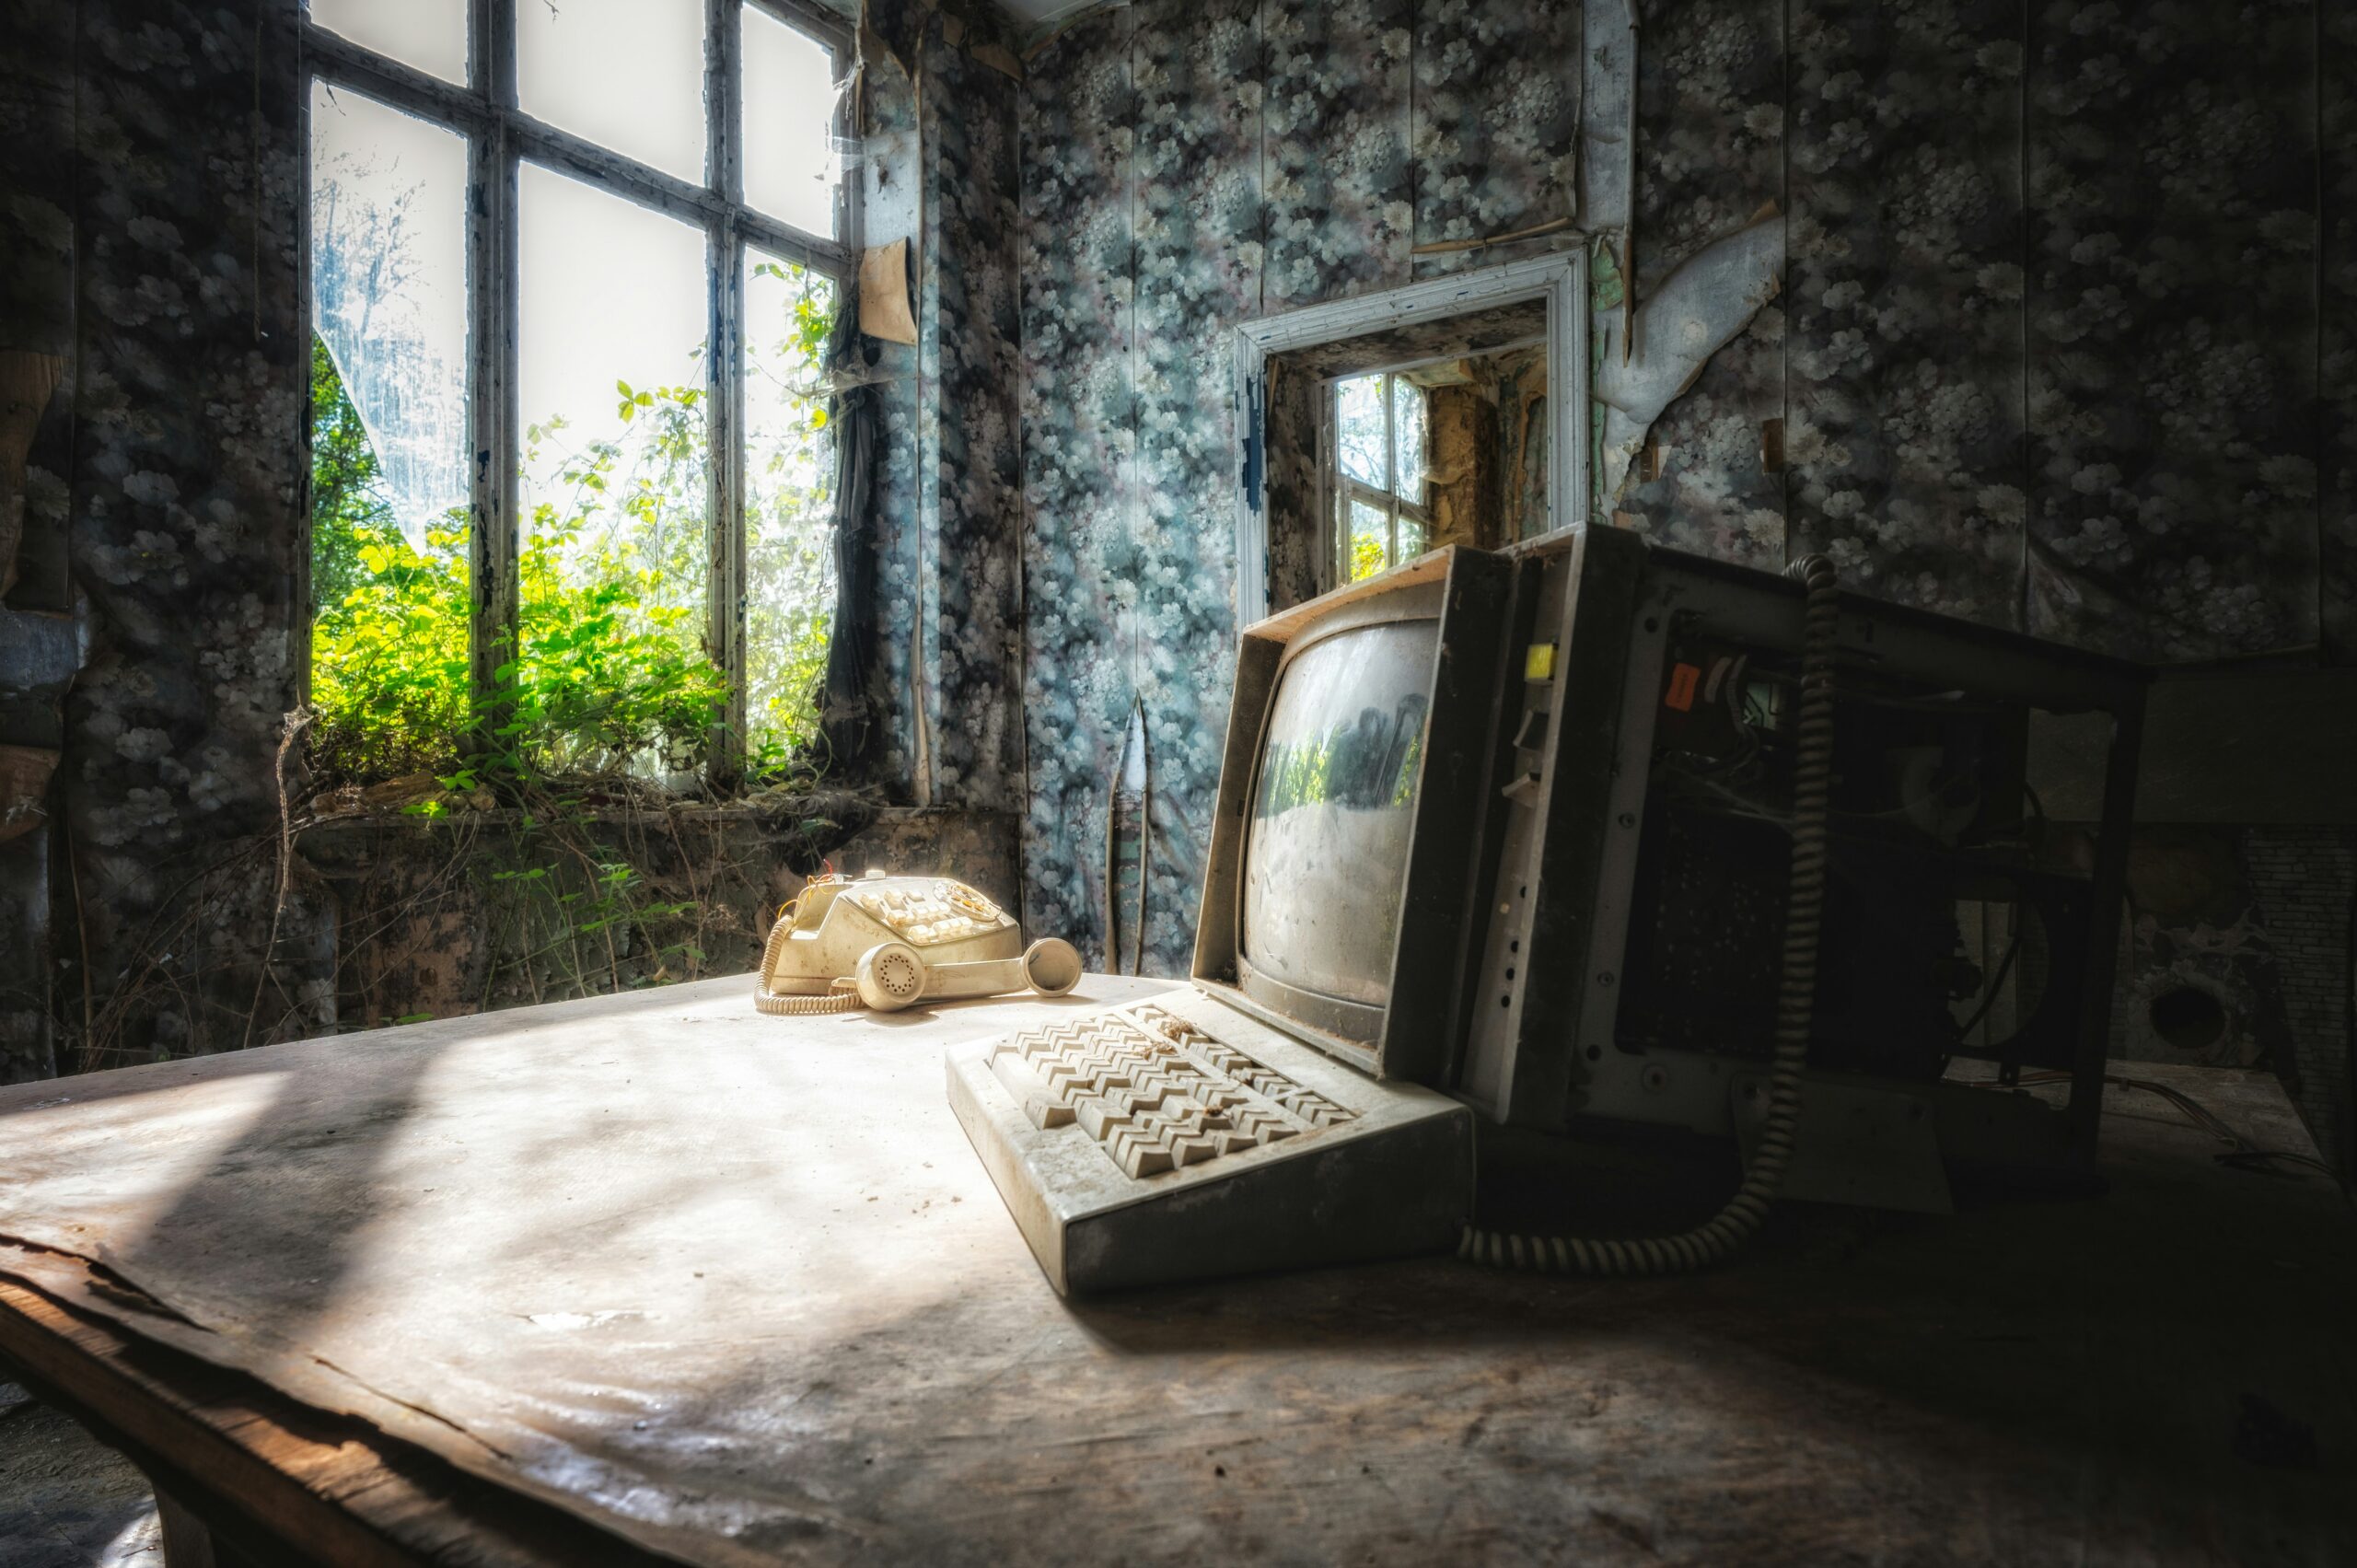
1664 662 1701 712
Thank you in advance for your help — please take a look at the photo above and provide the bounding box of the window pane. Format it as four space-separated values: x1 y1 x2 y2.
308 81 472 784
1392 378 1426 501
308 0 468 86
518 0 708 185
742 5 842 237
1336 376 1386 489
518 163 716 775
1399 513 1427 561
310 83 471 543
744 253 839 764
1348 498 1389 582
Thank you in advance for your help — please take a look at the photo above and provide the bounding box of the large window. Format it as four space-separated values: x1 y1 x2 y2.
304 0 852 786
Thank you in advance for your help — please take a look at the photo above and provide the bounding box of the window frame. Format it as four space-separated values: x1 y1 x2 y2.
1327 371 1430 584
1229 250 1591 624
301 0 858 783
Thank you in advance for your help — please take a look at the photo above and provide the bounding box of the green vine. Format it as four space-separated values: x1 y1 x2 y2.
298 257 843 1015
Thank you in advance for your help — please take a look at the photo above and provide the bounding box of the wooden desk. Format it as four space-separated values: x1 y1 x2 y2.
2 975 2352 1566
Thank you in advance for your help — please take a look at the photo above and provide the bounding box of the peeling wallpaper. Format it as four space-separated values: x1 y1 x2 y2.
1015 0 2353 976
1 0 2351 1114
1018 0 1585 971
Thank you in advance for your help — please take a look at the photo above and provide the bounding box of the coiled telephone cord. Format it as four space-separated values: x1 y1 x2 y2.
754 889 865 1016
1459 553 1840 1276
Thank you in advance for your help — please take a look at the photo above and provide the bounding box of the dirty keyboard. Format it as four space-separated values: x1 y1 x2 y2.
982 1002 1357 1179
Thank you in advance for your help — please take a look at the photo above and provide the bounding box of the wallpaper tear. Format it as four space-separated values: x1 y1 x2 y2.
1016 0 2348 976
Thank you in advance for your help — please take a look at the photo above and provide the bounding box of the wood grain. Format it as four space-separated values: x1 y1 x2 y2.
0 1278 678 1568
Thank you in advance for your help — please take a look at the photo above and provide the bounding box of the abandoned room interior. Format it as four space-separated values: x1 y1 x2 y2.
0 0 2352 1562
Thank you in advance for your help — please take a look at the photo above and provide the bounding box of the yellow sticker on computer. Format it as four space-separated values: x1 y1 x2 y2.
1524 643 1557 681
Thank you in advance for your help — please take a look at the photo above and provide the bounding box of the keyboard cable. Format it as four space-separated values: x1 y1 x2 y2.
1457 553 1840 1274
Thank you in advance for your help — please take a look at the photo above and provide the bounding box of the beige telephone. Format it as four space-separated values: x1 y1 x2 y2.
756 869 1084 1016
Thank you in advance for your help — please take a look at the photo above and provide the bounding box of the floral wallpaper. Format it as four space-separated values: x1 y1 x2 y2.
919 13 1028 817
1130 0 1262 965
1016 0 2350 978
1261 0 1412 308
1782 0 2027 626
1018 4 1140 962
2321 6 2356 666
1020 0 1589 971
861 50 925 802
1411 0 1582 273
2022 0 2318 659
37 1 327 1060
1608 0 1787 571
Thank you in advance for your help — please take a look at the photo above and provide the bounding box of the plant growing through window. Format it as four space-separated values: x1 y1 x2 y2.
304 0 852 791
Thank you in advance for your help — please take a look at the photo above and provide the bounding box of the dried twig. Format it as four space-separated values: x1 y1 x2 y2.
1409 216 1575 258
242 706 311 1051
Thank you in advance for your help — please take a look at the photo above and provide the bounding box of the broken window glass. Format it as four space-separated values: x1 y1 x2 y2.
309 81 471 546
308 0 851 786
308 82 472 784
743 253 839 767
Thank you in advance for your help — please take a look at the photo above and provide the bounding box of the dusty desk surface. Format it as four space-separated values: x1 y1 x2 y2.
1 974 2352 1566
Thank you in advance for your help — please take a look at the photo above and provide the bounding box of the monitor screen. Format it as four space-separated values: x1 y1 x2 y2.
1240 617 1436 1014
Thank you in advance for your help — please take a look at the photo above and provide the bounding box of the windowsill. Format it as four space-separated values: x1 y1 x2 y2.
293 793 1021 839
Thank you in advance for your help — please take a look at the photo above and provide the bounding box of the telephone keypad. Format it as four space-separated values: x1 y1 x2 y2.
850 879 1015 947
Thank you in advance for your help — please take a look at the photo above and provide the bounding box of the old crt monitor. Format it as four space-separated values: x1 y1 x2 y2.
947 528 2146 1295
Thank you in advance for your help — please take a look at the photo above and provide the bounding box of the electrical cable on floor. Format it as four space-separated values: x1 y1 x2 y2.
1459 553 1841 1275
1962 1069 2353 1210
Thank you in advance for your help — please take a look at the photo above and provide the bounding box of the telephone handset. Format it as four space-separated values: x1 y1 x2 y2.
756 868 1084 1016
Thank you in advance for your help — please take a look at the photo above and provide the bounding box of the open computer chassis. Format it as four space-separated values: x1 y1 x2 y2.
1446 528 2149 1212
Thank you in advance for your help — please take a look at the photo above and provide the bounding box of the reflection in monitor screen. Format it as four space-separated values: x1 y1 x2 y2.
1241 618 1436 1009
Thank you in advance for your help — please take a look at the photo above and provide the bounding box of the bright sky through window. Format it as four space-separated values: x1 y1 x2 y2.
518 0 710 184
743 3 842 237
308 0 467 86
517 160 709 513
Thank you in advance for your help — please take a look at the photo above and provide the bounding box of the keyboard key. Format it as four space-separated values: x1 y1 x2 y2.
994 1008 1358 1181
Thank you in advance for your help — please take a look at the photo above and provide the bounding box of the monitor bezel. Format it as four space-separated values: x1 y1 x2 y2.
1232 579 1446 1045
1193 545 1515 1083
